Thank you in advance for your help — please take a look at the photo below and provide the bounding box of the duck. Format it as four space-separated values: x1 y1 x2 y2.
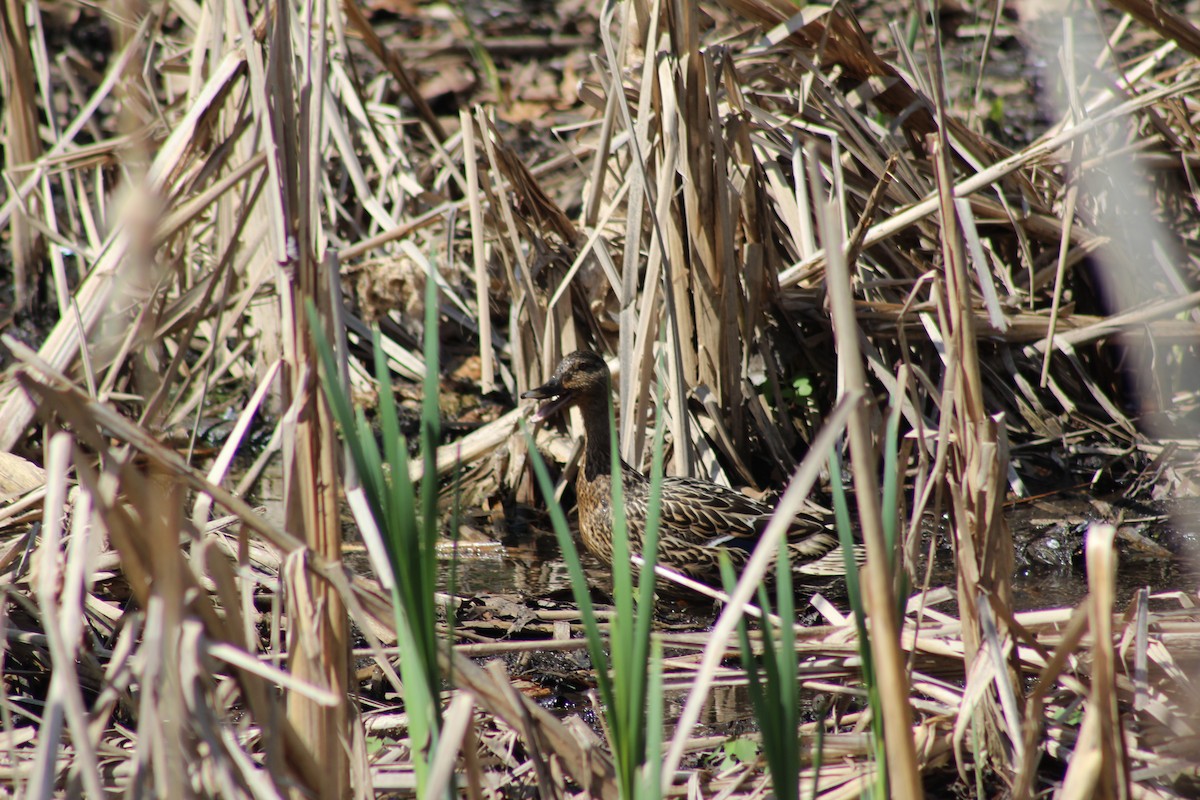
522 350 845 588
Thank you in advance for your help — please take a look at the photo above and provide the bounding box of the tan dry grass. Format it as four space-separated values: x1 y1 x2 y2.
0 0 1198 796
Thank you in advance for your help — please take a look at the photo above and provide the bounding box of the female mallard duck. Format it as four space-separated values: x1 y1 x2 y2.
523 350 843 587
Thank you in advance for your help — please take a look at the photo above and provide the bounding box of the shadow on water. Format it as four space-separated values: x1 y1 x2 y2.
991 494 1195 611
431 493 1198 615
241 447 1195 616
418 492 1193 737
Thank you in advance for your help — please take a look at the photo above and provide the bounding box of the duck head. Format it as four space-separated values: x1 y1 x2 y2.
521 350 611 422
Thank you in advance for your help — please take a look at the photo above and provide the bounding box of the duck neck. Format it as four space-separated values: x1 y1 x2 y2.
579 395 617 480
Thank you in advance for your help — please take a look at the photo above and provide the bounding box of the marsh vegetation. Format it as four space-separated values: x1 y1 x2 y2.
1 0 1199 796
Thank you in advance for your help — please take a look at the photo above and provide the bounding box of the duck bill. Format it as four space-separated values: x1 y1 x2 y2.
522 381 573 422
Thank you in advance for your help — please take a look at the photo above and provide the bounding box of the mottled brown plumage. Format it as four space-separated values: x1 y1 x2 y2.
523 351 844 586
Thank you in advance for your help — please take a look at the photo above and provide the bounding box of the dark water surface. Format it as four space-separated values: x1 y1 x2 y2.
433 493 1199 614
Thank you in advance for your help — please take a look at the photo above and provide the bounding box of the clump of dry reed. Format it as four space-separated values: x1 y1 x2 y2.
1 0 1199 796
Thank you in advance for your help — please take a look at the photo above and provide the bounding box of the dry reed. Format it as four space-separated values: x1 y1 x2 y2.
0 0 1198 796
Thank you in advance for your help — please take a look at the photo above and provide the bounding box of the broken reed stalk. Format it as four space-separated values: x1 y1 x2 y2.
0 0 44 313
11 332 625 796
1058 524 1132 798
5 0 1200 794
461 109 495 395
930 114 1019 777
259 1 349 795
11 361 329 794
822 193 920 796
28 434 103 799
284 273 351 800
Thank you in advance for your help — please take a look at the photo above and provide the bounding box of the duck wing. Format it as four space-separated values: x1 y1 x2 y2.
648 476 771 548
628 474 838 557
653 531 848 585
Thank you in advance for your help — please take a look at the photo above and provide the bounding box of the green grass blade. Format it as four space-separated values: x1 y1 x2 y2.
829 451 866 643
828 451 887 800
718 556 771 769
305 300 447 797
881 397 910 622
419 267 443 673
880 399 902 558
620 367 667 797
522 424 614 709
307 302 381 516
637 637 665 799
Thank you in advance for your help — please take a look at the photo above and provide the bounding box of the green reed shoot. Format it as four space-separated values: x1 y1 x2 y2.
828 390 906 800
720 538 801 800
881 396 909 620
829 451 886 799
523 363 667 799
306 270 448 798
